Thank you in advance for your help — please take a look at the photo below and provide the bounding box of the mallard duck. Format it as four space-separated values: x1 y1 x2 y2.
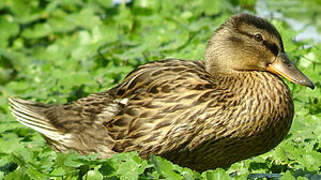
9 14 314 171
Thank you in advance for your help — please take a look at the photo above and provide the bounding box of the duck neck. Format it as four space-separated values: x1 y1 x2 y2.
213 71 291 100
204 30 240 74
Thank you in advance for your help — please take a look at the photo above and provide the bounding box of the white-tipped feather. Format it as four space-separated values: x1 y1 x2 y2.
9 103 52 128
8 97 69 141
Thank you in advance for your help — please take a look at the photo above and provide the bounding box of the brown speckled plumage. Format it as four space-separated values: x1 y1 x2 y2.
8 14 314 171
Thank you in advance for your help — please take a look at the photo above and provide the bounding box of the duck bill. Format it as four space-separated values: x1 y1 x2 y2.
266 53 315 89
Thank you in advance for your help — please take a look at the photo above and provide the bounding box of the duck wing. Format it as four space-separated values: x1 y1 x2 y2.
105 59 232 157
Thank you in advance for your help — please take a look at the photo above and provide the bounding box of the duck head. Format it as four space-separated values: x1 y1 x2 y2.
205 13 314 89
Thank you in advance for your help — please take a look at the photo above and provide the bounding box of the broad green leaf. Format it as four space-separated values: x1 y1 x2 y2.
280 171 295 180
0 133 24 154
0 16 19 48
151 155 183 180
21 23 52 39
86 165 103 180
202 168 232 180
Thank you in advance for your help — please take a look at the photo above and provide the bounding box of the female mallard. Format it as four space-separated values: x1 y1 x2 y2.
9 14 314 171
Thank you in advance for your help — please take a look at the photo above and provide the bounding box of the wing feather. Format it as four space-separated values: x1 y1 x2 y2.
8 97 64 140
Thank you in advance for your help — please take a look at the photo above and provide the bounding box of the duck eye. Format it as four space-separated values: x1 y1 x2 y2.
254 33 263 42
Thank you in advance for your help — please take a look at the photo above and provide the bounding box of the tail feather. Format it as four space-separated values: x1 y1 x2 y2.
8 97 63 140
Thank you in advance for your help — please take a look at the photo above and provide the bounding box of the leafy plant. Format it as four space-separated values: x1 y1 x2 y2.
0 0 320 179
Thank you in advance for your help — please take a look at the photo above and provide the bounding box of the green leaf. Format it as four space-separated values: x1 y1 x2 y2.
151 155 183 180
202 0 232 15
22 23 53 39
0 16 19 48
24 166 48 180
280 171 295 180
0 133 24 154
86 165 103 180
201 169 232 180
3 168 30 180
55 152 83 168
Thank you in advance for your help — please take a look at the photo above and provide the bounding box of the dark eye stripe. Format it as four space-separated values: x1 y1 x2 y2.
263 41 279 56
237 30 279 56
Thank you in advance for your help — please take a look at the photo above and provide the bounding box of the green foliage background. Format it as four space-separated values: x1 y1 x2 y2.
0 0 321 179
